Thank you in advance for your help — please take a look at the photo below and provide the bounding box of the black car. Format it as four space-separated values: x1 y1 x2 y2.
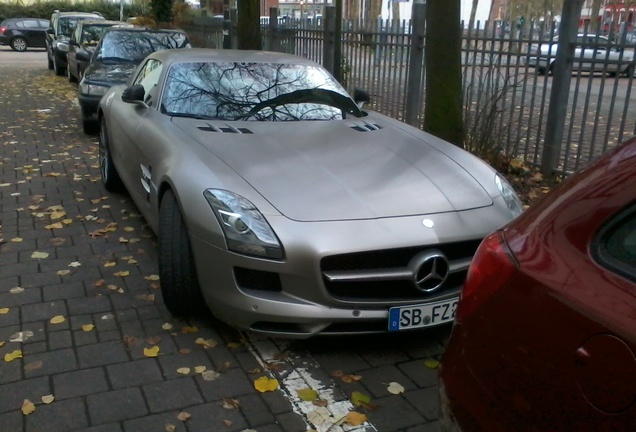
66 20 125 83
79 26 190 133
0 18 50 51
46 11 104 76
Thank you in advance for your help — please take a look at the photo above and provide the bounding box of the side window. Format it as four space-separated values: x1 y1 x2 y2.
15 20 25 28
133 59 163 106
39 20 50 28
22 20 38 28
595 204 636 281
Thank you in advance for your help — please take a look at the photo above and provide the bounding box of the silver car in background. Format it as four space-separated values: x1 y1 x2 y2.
98 49 522 338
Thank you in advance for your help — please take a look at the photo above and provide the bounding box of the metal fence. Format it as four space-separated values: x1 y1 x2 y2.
183 14 636 174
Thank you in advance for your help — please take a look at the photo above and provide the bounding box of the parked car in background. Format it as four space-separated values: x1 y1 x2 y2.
0 17 50 51
97 48 523 338
79 26 190 133
439 136 636 431
66 20 124 83
46 10 104 76
529 33 635 76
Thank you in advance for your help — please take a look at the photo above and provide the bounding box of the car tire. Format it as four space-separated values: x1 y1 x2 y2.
623 65 635 78
53 58 64 76
537 66 546 75
82 117 99 135
47 54 54 70
10 37 27 52
159 189 206 317
98 117 124 192
67 64 77 83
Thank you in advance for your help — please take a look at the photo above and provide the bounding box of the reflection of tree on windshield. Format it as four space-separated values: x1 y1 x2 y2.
81 26 108 45
59 18 83 37
97 31 189 62
161 62 363 121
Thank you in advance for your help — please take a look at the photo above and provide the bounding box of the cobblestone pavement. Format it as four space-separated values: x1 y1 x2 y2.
0 47 447 432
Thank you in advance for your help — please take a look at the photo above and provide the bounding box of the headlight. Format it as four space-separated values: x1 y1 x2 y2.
204 189 284 260
55 41 69 52
80 83 109 96
495 174 523 217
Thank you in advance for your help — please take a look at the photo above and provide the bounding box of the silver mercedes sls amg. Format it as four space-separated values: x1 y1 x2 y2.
97 48 523 337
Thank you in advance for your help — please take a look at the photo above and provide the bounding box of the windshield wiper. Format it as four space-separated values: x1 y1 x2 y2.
167 112 217 120
234 88 363 120
99 56 137 63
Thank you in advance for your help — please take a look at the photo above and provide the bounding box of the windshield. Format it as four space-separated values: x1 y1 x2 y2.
161 61 363 121
81 25 110 45
96 31 189 62
58 16 94 37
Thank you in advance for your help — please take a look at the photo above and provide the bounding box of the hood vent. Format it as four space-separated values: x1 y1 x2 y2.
198 124 253 134
350 122 383 132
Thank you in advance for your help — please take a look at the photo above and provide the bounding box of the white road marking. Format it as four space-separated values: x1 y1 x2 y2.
245 334 377 432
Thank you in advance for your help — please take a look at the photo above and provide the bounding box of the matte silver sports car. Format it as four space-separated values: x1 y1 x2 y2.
98 48 522 337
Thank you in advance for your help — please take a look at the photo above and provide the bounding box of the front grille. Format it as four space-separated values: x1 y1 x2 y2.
320 240 481 302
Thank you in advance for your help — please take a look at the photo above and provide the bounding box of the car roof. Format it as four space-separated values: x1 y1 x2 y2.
149 48 321 67
103 26 187 34
55 12 103 17
79 19 124 27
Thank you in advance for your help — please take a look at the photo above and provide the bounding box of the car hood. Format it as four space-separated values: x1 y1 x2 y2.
83 61 138 85
172 116 493 222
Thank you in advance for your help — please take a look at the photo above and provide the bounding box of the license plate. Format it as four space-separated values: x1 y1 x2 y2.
388 298 458 331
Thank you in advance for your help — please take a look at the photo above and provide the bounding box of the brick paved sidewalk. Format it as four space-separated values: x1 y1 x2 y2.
0 65 311 432
0 63 447 432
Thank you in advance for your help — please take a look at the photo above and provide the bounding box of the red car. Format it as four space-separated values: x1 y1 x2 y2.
440 137 636 431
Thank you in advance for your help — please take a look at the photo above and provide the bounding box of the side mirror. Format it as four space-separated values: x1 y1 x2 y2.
46 28 54 35
76 51 90 62
121 84 146 105
353 88 371 108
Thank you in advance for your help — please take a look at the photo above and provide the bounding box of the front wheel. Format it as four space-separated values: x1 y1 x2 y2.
11 37 27 52
53 58 65 76
67 63 77 83
47 54 53 70
623 64 635 78
98 117 124 192
159 189 206 317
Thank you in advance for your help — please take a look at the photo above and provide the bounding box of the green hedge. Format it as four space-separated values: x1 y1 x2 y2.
0 1 146 23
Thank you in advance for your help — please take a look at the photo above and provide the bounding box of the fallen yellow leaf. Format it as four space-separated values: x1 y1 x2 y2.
177 411 191 421
145 274 160 281
41 395 55 404
45 222 64 230
351 391 371 407
195 337 217 349
166 424 176 432
181 326 199 333
124 226 135 232
10 237 23 242
177 367 191 375
424 359 440 369
82 324 95 332
254 376 279 392
144 346 160 357
297 388 319 401
227 342 241 349
31 251 49 259
194 365 207 374
0 308 9 314
95 279 106 287
21 399 36 415
0 342 4 347
161 323 173 330
344 411 367 426
4 350 22 362
57 270 71 276
50 315 66 324
114 271 129 277
104 262 117 268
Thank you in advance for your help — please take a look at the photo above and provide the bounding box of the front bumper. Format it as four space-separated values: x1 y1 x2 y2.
78 92 103 120
189 202 513 337
53 48 68 66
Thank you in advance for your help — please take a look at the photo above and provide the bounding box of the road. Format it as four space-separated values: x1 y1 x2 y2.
0 46 445 432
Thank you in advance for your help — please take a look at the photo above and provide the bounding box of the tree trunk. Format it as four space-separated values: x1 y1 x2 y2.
237 0 262 50
589 0 602 32
423 0 464 148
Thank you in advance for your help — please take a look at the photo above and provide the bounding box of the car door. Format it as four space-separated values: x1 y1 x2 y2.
112 59 165 211
576 205 636 421
36 20 49 47
67 25 81 76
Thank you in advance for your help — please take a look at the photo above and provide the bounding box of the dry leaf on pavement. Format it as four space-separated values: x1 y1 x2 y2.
4 350 23 362
41 395 55 404
177 411 191 421
296 388 319 401
254 376 279 393
0 308 9 314
144 346 160 357
386 382 405 394
221 397 240 409
201 370 221 381
177 367 191 375
21 399 36 415
195 337 217 349
49 315 66 324
344 411 367 426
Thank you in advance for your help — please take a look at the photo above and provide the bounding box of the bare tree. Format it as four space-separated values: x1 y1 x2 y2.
468 0 479 29
424 0 464 147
